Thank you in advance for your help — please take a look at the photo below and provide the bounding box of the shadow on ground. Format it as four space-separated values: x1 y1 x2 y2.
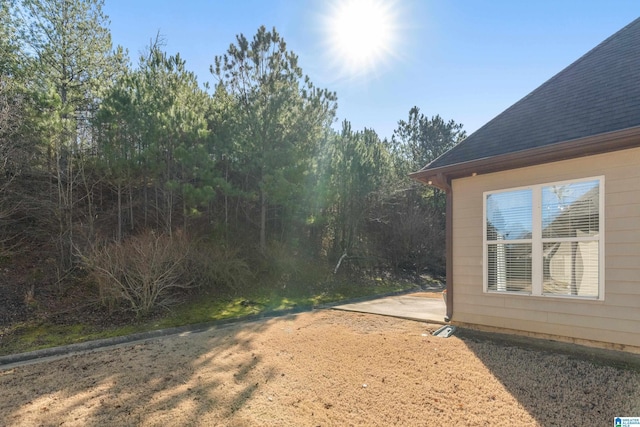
2 308 640 426
0 316 278 426
458 330 640 426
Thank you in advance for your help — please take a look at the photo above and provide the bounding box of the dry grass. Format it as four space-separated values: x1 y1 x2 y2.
0 310 638 426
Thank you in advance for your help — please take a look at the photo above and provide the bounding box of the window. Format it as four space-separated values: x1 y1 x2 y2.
484 177 603 299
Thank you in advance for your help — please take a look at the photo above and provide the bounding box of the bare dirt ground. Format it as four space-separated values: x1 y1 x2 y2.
1 309 639 426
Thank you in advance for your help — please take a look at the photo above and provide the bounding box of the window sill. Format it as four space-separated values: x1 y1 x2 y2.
484 290 604 302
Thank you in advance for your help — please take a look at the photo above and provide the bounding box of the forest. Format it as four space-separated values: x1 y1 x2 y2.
0 0 466 326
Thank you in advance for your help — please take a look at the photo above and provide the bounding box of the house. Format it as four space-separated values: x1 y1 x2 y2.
410 18 640 352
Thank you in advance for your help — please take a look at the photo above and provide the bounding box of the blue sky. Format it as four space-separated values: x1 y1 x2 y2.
103 1 638 140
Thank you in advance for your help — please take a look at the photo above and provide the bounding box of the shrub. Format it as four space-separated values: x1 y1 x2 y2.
184 243 252 295
254 241 333 296
85 230 193 317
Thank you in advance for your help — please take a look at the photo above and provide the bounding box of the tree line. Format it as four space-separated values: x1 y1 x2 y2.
0 0 466 315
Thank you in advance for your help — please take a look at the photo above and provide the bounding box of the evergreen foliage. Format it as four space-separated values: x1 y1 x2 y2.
0 4 464 316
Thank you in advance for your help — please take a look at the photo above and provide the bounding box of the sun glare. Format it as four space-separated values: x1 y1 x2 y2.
323 0 400 78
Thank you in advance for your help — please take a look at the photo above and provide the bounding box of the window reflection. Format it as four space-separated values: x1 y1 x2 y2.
486 189 532 240
485 179 601 298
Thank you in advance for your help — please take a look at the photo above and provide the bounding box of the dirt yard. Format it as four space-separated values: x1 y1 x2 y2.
1 309 639 426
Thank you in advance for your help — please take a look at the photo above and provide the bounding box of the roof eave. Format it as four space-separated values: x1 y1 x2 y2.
410 125 640 186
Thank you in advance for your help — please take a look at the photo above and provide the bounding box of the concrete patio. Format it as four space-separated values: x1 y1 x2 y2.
332 292 447 324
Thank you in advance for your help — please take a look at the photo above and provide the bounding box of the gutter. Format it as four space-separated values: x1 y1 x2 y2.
409 125 640 185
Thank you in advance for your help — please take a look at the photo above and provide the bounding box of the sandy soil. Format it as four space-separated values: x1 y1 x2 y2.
1 309 639 426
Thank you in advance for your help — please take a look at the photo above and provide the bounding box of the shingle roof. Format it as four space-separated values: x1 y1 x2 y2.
425 17 640 170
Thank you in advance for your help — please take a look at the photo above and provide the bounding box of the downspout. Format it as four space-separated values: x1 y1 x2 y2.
427 173 453 322
444 183 453 321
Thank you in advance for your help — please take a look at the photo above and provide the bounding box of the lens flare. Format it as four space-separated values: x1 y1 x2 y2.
322 0 401 79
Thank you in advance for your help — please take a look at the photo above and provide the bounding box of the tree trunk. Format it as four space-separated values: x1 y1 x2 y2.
183 195 187 232
143 173 148 227
260 187 266 253
167 188 173 237
129 184 134 231
117 182 122 242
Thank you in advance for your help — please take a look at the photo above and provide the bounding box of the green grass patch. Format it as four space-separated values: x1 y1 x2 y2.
0 274 431 357
0 321 145 356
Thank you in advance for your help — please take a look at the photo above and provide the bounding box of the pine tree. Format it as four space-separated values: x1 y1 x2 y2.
16 0 126 266
212 26 336 253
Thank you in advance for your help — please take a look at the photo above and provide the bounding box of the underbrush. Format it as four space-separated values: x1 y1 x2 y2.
0 233 440 356
0 272 431 357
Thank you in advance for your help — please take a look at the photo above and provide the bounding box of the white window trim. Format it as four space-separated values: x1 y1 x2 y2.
483 176 604 300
